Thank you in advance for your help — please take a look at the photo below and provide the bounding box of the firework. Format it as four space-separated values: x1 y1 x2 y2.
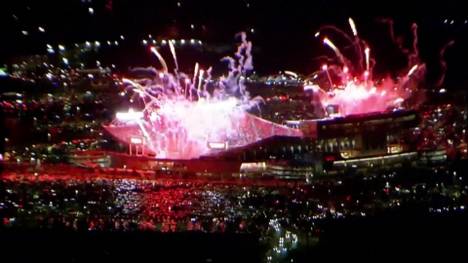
323 37 346 65
150 47 168 72
311 18 426 116
168 40 179 72
105 33 301 159
348 17 358 37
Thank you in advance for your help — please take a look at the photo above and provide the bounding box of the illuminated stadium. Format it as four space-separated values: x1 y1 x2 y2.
104 32 303 160
103 19 430 173
104 110 303 159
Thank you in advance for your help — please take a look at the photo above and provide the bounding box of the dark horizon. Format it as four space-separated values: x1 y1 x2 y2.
1 1 468 88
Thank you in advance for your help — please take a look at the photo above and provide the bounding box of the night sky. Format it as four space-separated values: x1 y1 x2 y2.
1 0 468 88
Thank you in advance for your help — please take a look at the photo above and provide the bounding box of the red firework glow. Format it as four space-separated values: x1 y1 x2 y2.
310 18 426 116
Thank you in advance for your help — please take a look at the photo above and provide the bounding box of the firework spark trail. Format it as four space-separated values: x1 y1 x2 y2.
379 18 421 65
436 40 455 87
379 18 410 57
319 21 365 72
408 23 420 67
318 20 368 84
379 18 396 43
192 62 199 99
323 37 346 65
197 69 204 93
150 47 168 72
348 18 358 37
377 18 426 79
348 17 364 71
168 40 179 73
364 46 370 72
136 120 154 151
318 25 356 48
407 64 419 77
203 67 213 93
193 62 199 83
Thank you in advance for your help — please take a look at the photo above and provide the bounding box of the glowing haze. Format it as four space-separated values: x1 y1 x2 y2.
310 18 426 116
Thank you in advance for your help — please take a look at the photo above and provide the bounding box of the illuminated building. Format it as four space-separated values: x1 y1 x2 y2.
101 110 421 176
286 110 420 169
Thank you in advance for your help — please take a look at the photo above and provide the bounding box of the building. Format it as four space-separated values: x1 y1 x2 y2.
286 110 420 171
102 110 420 177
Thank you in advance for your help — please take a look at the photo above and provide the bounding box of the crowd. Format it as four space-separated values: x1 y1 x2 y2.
1 161 466 237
